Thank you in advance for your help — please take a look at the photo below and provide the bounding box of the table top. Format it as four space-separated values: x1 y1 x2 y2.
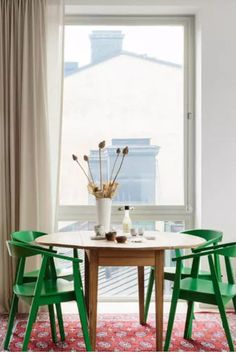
35 231 205 251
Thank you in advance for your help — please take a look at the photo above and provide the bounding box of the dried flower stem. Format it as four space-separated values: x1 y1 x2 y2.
98 141 105 190
75 160 91 183
99 148 102 190
111 155 125 186
111 147 128 186
88 162 95 184
84 155 95 184
72 154 91 183
110 148 121 181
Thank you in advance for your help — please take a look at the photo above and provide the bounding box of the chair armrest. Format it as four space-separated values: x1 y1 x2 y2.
172 249 218 262
194 238 220 251
192 241 236 253
173 242 236 262
9 241 82 263
45 250 82 263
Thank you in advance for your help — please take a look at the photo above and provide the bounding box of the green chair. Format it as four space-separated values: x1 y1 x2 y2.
11 230 75 281
144 229 223 323
4 240 91 352
164 242 236 352
11 230 76 342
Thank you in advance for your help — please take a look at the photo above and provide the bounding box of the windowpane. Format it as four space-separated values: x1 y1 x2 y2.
60 25 184 206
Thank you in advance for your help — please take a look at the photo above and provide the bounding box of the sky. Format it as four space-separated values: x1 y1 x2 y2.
64 25 184 66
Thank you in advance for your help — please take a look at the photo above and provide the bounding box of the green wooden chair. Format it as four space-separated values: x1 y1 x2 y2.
164 242 236 352
11 230 76 342
144 229 223 323
4 240 91 352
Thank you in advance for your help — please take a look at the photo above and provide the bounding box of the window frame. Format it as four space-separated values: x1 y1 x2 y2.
57 15 195 230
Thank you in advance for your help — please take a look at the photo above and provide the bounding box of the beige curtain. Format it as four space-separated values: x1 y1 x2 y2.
0 0 64 313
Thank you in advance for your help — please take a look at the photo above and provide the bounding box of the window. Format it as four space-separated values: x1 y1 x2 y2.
58 16 194 300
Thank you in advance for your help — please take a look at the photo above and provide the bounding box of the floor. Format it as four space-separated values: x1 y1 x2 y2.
3 312 234 352
62 301 188 314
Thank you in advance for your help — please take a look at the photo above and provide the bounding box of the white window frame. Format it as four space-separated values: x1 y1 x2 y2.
57 15 195 230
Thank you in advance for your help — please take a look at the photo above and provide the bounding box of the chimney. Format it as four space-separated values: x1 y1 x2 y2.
90 30 124 64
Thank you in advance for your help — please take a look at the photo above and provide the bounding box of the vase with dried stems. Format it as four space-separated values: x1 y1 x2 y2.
72 141 128 232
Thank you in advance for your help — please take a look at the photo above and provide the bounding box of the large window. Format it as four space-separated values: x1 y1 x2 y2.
58 16 194 300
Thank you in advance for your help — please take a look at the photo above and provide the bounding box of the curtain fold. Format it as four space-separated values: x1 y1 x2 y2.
0 0 64 313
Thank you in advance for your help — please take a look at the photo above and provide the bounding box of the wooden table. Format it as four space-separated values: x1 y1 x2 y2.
36 231 204 351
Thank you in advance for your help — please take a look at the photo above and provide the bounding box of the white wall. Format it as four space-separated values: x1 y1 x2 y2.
198 2 236 244
66 0 236 242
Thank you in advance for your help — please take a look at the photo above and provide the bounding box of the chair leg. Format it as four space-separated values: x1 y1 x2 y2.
22 302 39 351
144 268 154 323
32 310 38 323
183 301 194 339
4 294 19 350
75 287 92 351
217 299 234 351
48 304 57 343
164 292 179 351
232 296 236 314
55 303 65 341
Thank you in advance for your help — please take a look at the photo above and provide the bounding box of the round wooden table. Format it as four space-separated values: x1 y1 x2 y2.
36 230 205 351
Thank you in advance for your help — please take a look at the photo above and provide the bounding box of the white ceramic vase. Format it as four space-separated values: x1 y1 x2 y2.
95 198 112 233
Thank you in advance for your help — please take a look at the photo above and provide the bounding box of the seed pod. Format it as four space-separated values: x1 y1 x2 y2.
123 146 129 155
72 154 78 161
83 155 89 161
98 140 106 149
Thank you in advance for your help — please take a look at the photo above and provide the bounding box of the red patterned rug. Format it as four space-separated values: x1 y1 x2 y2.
0 312 235 351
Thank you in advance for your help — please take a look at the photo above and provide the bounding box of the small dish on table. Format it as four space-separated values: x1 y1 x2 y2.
116 235 127 243
90 235 106 240
105 231 117 241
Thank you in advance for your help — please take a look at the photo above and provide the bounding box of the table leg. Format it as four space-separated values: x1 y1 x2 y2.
84 251 90 315
138 266 145 325
88 250 98 351
155 250 164 351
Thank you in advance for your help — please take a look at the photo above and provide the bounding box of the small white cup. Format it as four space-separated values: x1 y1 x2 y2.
138 227 144 236
94 224 105 236
130 228 137 236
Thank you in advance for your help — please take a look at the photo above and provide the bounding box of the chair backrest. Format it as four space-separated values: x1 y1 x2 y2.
7 240 58 285
7 241 46 285
178 229 223 257
11 230 47 243
173 242 236 284
7 240 47 258
181 229 223 242
178 229 223 278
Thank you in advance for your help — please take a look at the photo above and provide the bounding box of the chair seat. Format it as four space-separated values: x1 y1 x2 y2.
151 265 211 275
14 278 75 297
180 278 236 299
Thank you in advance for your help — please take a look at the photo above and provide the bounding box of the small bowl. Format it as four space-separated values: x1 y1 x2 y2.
116 235 127 243
105 231 117 241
